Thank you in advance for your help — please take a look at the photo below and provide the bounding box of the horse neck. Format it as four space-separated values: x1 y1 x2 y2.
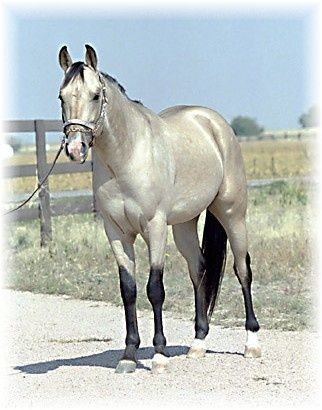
94 83 145 173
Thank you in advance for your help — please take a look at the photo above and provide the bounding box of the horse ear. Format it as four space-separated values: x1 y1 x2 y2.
85 44 98 70
59 46 72 72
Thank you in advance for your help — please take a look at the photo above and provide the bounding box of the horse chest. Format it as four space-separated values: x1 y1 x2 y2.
96 182 151 235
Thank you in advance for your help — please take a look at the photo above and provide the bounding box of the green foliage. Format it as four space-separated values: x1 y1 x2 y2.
250 181 308 207
298 105 319 128
231 116 263 136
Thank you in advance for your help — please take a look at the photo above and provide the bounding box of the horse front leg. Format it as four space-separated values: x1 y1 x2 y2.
144 213 169 374
104 220 140 373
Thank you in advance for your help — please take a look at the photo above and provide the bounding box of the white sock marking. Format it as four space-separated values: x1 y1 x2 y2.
152 353 168 365
246 330 260 348
190 338 206 350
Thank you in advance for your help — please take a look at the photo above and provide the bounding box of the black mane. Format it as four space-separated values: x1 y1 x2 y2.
61 62 142 105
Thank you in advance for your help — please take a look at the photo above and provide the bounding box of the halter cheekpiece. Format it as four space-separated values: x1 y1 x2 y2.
62 72 108 146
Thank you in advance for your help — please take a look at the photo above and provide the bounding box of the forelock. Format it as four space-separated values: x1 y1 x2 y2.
61 62 86 88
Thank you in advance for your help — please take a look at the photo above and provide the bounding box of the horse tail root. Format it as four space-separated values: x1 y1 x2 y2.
201 210 227 323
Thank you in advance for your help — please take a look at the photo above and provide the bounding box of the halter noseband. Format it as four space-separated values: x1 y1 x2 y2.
62 72 108 147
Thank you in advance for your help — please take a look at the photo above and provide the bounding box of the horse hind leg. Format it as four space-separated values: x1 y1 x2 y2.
209 200 261 358
236 252 261 357
172 217 208 359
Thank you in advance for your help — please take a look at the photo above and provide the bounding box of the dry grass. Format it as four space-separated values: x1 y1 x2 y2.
5 181 315 331
3 137 317 195
4 137 316 330
240 138 316 179
4 148 93 195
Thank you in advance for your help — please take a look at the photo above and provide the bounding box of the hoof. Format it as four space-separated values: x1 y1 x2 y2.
244 345 262 358
187 347 206 359
187 338 206 359
115 360 137 374
151 353 168 374
244 331 261 358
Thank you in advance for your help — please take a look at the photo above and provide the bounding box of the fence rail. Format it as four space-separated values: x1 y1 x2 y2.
3 161 92 178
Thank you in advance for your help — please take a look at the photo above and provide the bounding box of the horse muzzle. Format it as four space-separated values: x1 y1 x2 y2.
65 139 89 163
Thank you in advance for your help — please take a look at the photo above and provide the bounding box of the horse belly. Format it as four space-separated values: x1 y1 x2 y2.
167 183 220 224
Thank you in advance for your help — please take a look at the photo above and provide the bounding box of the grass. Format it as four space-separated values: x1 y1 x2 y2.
5 180 315 331
4 148 93 194
240 138 317 179
3 137 317 195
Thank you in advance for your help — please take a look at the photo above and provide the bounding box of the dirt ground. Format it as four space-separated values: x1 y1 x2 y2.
1 289 320 409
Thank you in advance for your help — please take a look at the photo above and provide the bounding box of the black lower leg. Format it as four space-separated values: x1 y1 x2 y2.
234 253 260 332
119 266 140 362
193 258 209 339
194 289 209 339
146 266 167 355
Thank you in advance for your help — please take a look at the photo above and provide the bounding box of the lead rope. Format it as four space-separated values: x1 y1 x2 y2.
3 137 65 216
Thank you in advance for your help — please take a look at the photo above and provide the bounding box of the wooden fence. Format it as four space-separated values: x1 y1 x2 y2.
3 119 99 246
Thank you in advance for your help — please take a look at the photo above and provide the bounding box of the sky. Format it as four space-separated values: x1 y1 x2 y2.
1 0 320 132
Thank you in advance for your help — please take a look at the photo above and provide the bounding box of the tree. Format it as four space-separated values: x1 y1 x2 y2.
298 105 319 128
230 116 263 136
5 135 22 152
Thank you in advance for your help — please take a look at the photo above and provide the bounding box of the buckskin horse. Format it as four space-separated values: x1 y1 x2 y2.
58 44 261 374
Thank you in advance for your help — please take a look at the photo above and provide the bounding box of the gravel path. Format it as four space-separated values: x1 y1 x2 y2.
2 289 320 408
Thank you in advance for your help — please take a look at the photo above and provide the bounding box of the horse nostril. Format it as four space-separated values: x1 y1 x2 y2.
81 142 87 156
65 143 70 157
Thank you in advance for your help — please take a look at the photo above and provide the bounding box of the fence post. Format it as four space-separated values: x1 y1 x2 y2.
35 120 52 246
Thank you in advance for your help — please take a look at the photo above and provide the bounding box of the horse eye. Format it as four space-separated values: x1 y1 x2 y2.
93 94 100 101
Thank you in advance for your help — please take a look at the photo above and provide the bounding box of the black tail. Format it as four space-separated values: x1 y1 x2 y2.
201 210 227 322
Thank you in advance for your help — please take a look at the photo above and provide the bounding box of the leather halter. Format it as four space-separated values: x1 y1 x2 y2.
62 72 108 146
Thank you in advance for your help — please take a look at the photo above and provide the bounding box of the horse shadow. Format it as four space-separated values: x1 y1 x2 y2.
13 345 243 375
